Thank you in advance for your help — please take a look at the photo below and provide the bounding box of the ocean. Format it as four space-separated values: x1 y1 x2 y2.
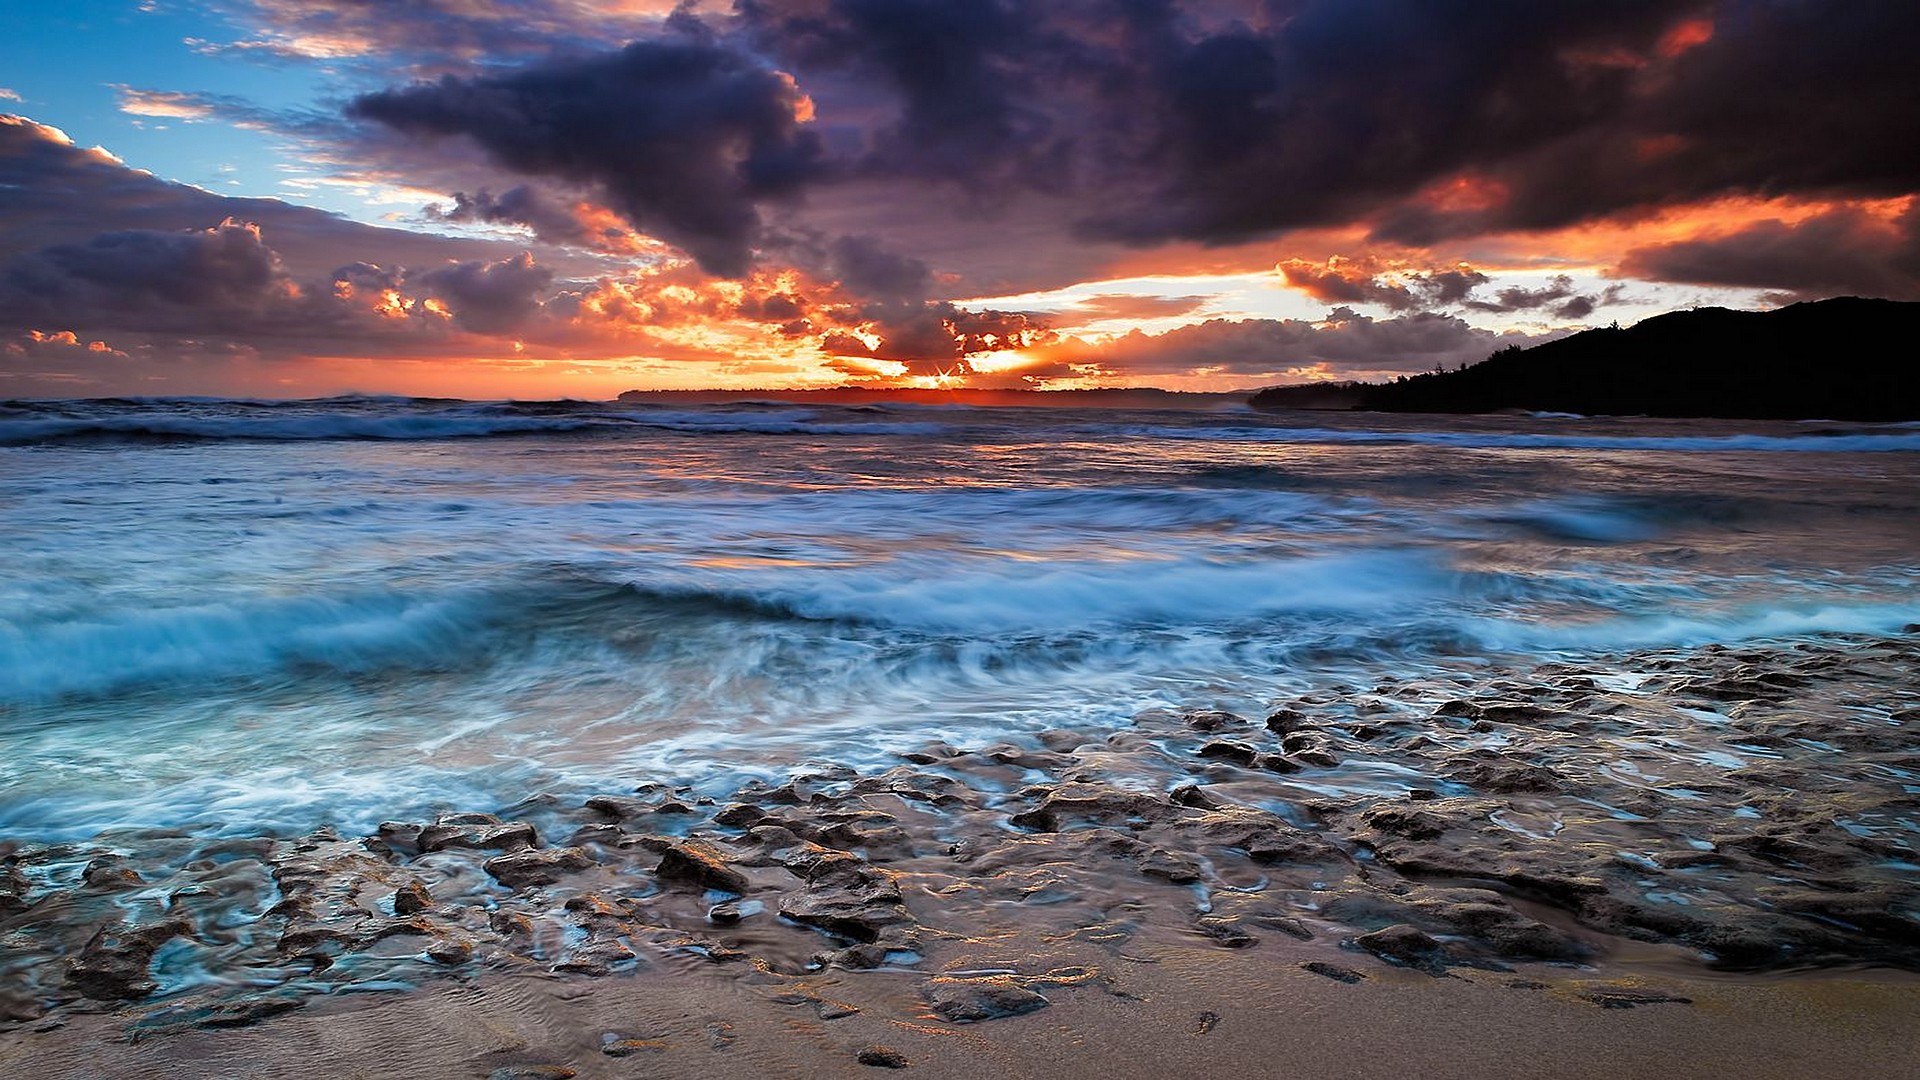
5 394 1918 845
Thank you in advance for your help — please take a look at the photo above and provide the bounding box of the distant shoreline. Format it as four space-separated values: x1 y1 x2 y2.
1250 297 1920 422
617 386 1252 409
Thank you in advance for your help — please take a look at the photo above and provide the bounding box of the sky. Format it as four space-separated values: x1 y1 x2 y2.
1 1 1916 399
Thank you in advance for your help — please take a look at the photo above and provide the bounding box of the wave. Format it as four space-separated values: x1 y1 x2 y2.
0 405 960 443
1113 423 1920 453
0 587 507 702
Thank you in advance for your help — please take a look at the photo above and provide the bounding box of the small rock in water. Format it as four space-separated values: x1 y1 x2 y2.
655 839 751 893
1196 916 1259 949
65 919 188 1000
923 975 1050 1023
583 795 649 821
1183 710 1247 732
483 847 595 888
489 1067 577 1080
1353 924 1452 975
80 857 144 890
1582 989 1693 1009
1265 708 1308 734
392 879 432 915
418 814 537 854
1194 1010 1221 1035
601 1038 670 1056
424 937 475 965
1197 740 1260 765
857 1045 910 1068
1300 961 1368 983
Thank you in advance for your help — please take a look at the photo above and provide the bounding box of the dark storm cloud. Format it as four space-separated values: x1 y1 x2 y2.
1619 206 1920 302
817 234 933 301
348 38 826 277
329 2 1919 297
418 251 555 334
425 186 625 251
1277 258 1492 312
1464 275 1629 321
6 220 286 318
1066 307 1556 378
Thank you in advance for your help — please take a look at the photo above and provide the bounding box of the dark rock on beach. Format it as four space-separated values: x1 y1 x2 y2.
857 1045 910 1068
922 976 1050 1023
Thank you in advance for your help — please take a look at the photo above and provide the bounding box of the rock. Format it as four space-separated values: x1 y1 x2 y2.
1196 916 1258 948
1184 710 1247 732
857 1045 910 1068
849 767 966 806
779 857 909 943
713 802 768 828
1191 808 1342 865
1169 784 1225 810
80 857 144 890
555 938 637 976
602 1039 669 1057
1007 783 1173 831
1137 848 1205 884
392 879 433 915
65 919 189 1000
425 936 476 965
923 975 1050 1023
190 995 305 1029
584 795 650 820
374 821 424 853
708 900 750 924
489 1068 577 1080
484 847 595 888
0 859 31 914
1265 708 1308 734
1583 989 1693 1009
1244 910 1314 940
1353 924 1451 975
817 821 916 862
1406 891 1589 960
1292 748 1341 769
655 839 751 893
1357 804 1453 841
1300 961 1367 983
1197 740 1260 765
417 814 537 854
1445 751 1562 794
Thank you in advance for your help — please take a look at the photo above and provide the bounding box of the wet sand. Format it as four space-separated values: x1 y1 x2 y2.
4 632 1919 1076
7 938 1917 1079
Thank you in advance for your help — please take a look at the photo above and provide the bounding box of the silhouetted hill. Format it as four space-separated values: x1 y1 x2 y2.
1249 298 1920 420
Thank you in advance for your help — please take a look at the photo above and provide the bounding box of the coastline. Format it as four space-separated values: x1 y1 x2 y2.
5 630 1918 1076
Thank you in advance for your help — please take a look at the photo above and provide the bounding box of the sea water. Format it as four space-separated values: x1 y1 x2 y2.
3 396 1917 841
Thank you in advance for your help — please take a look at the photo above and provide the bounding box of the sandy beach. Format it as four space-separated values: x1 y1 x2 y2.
7 631 1917 1077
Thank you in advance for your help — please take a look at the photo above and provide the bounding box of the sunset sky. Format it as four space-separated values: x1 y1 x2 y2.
2 1 1916 399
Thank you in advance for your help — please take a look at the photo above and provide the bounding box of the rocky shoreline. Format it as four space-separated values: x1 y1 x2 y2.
4 632 1919 1068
